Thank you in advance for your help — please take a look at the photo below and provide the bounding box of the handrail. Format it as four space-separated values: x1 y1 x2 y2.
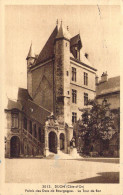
23 128 42 146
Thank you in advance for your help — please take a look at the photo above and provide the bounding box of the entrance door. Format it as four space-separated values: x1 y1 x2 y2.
60 133 65 150
10 136 20 157
49 131 57 153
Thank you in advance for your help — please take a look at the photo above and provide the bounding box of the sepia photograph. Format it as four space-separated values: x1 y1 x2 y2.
1 1 122 194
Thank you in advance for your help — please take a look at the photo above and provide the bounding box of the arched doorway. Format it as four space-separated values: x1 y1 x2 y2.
10 136 20 157
49 131 57 153
60 133 65 150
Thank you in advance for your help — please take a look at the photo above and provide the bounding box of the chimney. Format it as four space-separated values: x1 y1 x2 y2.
101 71 108 83
95 75 99 85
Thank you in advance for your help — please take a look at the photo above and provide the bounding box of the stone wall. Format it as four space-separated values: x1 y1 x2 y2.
32 61 54 112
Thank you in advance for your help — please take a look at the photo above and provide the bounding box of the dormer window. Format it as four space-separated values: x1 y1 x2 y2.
70 34 82 60
74 47 80 60
77 50 80 60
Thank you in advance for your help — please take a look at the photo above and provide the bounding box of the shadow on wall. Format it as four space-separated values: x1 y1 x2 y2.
70 172 119 183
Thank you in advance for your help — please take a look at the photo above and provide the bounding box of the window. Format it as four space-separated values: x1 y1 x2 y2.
75 47 80 60
29 121 32 134
12 113 18 128
72 112 77 123
23 117 27 130
84 72 88 85
77 50 80 60
72 67 76 82
66 71 69 76
84 93 88 105
72 89 77 103
33 124 37 138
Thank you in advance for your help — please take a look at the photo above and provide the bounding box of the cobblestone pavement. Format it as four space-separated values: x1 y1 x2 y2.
5 158 119 183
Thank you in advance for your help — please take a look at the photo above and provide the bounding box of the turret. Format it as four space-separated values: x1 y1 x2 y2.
54 21 71 125
26 43 35 97
26 43 35 67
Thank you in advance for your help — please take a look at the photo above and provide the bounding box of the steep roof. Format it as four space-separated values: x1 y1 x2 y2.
80 50 94 68
26 43 35 60
17 88 50 124
5 99 22 111
96 76 120 97
32 23 95 71
56 22 71 40
35 26 58 65
22 99 51 125
5 88 51 125
70 34 95 70
70 34 82 49
18 88 32 101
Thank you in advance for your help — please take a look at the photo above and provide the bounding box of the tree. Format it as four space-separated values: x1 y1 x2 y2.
76 99 116 156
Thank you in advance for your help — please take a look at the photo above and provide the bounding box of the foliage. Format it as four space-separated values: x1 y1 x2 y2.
76 99 116 154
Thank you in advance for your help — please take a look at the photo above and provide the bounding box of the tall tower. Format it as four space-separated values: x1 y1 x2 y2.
26 43 35 97
54 22 71 126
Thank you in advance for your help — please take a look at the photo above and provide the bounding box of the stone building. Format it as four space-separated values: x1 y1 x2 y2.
96 72 120 157
96 72 120 111
5 21 97 158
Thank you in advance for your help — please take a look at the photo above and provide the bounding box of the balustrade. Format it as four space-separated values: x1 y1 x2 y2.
23 128 42 147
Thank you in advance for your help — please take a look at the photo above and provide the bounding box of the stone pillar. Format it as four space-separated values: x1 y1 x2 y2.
57 131 60 154
5 140 10 158
66 125 73 154
64 134 68 153
19 137 24 157
44 128 49 156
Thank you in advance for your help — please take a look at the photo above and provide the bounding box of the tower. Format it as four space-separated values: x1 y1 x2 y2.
26 43 35 97
54 22 71 126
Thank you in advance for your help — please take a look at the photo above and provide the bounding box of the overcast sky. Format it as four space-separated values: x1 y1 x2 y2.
5 5 120 100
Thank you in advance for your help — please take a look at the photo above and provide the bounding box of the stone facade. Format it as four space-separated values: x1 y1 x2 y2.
5 22 97 158
5 106 45 158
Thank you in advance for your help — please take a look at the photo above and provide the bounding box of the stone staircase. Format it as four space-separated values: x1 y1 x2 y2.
22 128 44 156
45 149 81 160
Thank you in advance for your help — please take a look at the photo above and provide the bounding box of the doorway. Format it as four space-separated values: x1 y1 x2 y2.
10 136 20 157
49 131 57 153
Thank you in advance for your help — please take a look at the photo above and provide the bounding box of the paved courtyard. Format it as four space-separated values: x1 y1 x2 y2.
5 158 119 183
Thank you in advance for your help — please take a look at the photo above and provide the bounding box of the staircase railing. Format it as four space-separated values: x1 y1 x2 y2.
23 128 43 147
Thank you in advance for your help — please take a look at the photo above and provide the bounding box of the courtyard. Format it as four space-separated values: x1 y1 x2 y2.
5 157 119 183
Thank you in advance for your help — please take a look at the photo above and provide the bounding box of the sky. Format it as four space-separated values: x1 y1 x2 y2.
4 4 120 100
